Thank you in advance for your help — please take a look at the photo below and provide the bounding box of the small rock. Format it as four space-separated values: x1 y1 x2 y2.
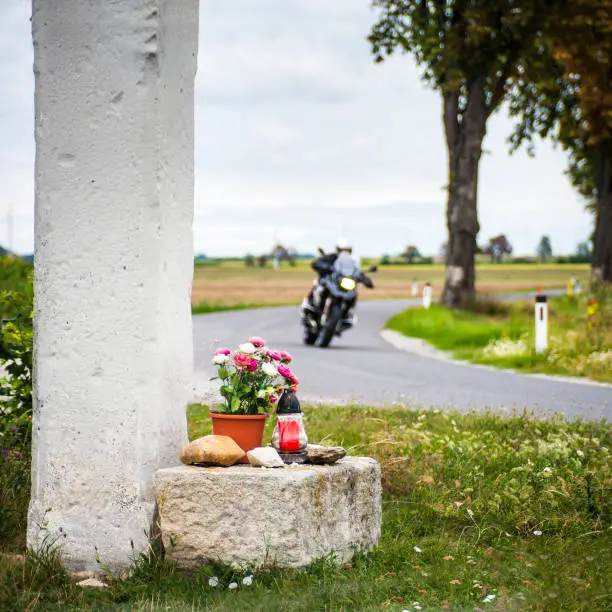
180 435 245 467
77 578 108 588
306 444 346 465
247 446 285 468
70 570 97 582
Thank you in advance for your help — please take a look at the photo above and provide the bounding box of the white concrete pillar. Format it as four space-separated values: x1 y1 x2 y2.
28 0 199 572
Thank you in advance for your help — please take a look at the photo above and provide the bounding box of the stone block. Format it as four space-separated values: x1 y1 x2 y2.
154 457 381 569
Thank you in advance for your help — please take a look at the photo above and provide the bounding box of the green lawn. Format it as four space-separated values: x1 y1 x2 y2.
386 291 612 383
1 404 611 610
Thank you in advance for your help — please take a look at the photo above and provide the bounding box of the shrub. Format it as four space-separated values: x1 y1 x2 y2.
0 258 33 458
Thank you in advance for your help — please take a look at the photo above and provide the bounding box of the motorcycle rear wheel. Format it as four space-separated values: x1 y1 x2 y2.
317 302 342 348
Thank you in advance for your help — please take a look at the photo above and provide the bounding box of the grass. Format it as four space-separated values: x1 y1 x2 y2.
387 289 612 383
191 262 590 310
1 403 611 610
191 301 283 315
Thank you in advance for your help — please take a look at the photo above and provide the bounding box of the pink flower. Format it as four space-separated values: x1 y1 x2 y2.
214 348 231 356
289 375 299 385
278 364 293 379
266 350 282 361
279 351 293 363
246 359 258 371
269 395 279 404
234 353 253 368
249 336 266 347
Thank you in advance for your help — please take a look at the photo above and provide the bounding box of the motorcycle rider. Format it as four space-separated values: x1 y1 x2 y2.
301 237 369 329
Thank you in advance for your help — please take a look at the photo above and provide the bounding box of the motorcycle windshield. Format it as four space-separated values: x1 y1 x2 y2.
334 252 360 278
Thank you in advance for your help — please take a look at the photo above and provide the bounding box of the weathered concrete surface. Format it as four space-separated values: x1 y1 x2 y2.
28 0 199 571
154 458 382 569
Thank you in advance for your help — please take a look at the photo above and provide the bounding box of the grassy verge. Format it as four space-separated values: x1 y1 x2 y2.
387 291 612 383
2 404 611 610
191 301 278 315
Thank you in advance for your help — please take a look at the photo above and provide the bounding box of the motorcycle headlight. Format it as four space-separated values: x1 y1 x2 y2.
340 277 357 291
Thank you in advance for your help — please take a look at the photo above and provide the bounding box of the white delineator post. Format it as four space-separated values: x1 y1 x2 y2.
422 283 432 309
28 0 199 572
535 295 548 353
411 279 418 297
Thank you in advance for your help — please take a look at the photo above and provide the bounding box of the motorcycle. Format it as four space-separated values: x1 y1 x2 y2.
301 250 377 347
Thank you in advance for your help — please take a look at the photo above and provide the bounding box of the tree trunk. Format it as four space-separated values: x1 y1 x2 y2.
442 81 488 308
592 141 612 283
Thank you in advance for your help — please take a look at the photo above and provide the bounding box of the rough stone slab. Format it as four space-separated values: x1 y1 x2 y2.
154 457 381 569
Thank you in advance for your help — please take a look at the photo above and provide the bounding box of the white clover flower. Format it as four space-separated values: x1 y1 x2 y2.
238 342 256 354
413 546 422 553
576 450 584 457
212 354 228 365
262 363 278 377
467 509 474 517
413 604 423 611
483 594 496 603
533 530 543 536
208 576 219 587
228 581 238 590
242 575 253 586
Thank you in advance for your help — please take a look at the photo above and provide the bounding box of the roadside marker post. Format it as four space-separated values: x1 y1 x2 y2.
535 295 548 353
422 283 432 309
411 279 418 296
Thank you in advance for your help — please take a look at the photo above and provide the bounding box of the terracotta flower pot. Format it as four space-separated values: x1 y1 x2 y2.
210 412 269 463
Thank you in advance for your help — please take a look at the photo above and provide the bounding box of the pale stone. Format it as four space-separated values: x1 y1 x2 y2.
306 444 347 465
154 457 382 569
77 578 108 589
180 436 245 467
28 0 199 572
247 447 285 468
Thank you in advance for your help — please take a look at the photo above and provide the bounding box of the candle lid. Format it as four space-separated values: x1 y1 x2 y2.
277 389 301 414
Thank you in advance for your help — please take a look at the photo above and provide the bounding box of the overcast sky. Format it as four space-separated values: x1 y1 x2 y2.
0 0 593 258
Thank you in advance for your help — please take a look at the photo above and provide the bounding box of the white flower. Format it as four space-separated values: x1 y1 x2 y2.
413 604 423 611
483 594 496 603
576 450 584 456
242 575 253 586
208 576 219 587
262 362 278 377
228 581 238 590
467 509 474 517
413 546 422 553
257 390 267 399
212 354 228 365
533 530 543 536
238 342 256 354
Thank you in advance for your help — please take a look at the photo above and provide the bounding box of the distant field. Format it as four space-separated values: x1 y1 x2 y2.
191 262 590 308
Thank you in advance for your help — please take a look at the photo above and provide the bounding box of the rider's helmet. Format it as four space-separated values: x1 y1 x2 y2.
335 237 352 253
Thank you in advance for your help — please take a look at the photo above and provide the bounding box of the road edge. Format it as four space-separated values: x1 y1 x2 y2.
380 329 612 389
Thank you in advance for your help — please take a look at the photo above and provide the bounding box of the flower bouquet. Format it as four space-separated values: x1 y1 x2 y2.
211 336 298 415
209 337 299 458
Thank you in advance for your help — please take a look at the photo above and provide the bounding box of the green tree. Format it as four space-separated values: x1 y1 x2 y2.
369 0 543 307
482 234 513 263
401 245 421 264
508 0 612 281
537 235 553 261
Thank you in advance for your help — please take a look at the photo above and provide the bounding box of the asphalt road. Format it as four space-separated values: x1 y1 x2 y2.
193 298 612 420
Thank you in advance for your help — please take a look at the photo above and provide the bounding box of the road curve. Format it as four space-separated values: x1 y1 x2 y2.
193 299 611 420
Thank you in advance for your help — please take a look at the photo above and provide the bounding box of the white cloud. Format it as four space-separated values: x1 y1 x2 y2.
0 0 593 258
